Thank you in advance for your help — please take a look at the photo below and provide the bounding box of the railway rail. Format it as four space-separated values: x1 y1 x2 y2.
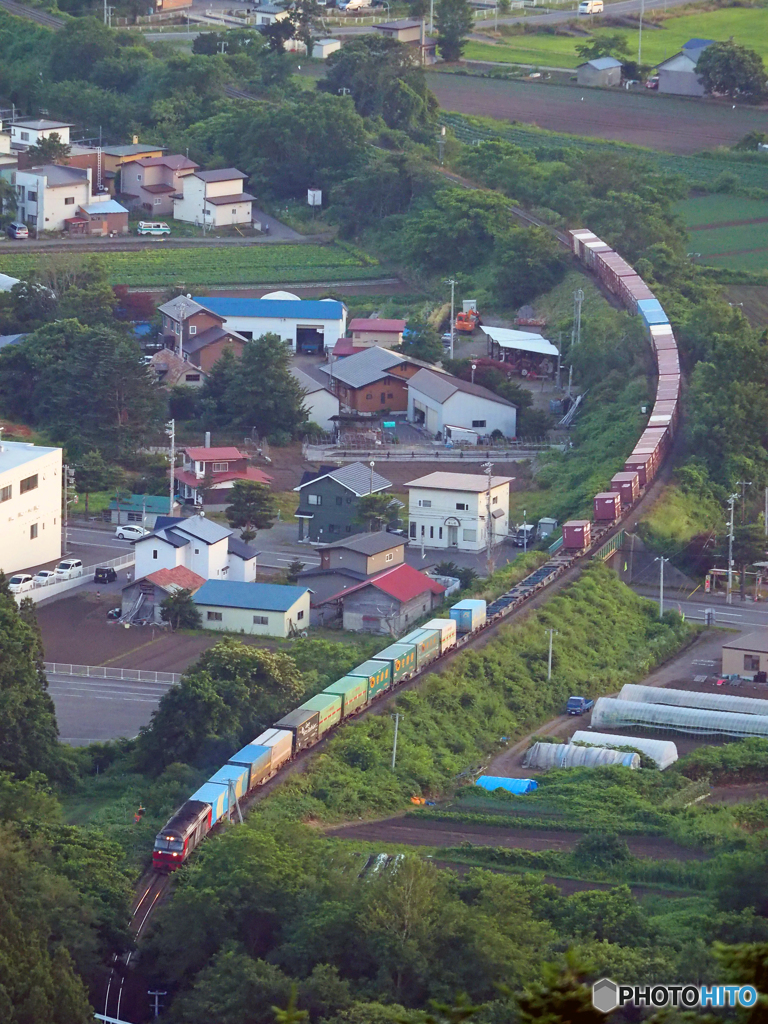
0 0 63 27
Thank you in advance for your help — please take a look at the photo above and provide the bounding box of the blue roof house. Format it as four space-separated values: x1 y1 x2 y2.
193 580 311 637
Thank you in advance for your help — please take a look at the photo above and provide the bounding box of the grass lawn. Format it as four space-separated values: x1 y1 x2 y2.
638 479 722 553
0 242 380 287
674 196 768 228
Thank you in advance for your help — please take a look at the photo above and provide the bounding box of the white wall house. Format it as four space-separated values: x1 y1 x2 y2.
10 119 72 149
405 471 512 552
173 167 255 227
193 291 347 354
407 368 517 439
0 440 62 574
133 515 257 583
657 39 714 96
14 165 99 232
290 366 340 431
193 580 311 638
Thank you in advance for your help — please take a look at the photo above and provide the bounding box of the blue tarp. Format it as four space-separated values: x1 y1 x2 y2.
475 775 538 794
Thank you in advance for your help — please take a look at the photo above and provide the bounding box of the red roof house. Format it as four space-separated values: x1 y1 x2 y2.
177 445 272 508
317 561 445 634
120 565 207 625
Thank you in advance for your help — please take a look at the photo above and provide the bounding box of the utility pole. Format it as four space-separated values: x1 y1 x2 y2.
483 459 493 571
369 459 375 494
167 419 176 516
737 479 752 524
764 485 767 537
523 508 528 553
571 288 584 350
391 712 401 770
546 628 558 680
429 0 434 33
438 125 446 165
655 556 667 618
638 0 644 63
447 278 456 360
727 494 737 605
148 992 167 1019
63 464 76 556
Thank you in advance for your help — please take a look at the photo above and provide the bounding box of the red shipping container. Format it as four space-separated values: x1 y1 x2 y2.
657 350 680 375
569 229 595 254
562 520 592 550
595 252 636 294
620 275 655 313
650 326 677 352
594 492 622 521
611 471 640 505
624 454 654 487
656 380 680 401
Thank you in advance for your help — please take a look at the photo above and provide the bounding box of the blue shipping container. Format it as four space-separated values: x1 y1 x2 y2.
190 782 230 824
450 599 486 633
209 763 250 801
227 744 272 789
475 776 538 794
637 299 669 328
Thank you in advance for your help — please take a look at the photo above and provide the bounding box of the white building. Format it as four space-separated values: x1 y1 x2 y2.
173 167 255 227
408 368 517 439
405 471 512 552
133 515 257 583
656 38 714 96
10 119 72 150
313 38 341 59
13 165 102 232
193 291 347 354
193 580 311 637
289 366 339 431
0 440 62 574
251 3 291 24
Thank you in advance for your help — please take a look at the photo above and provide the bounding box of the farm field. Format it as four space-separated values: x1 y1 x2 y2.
724 284 768 327
430 76 768 155
675 196 768 272
0 242 380 287
674 195 768 228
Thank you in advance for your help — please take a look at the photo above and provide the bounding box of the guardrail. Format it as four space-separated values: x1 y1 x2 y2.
45 663 181 685
303 442 564 462
15 552 134 606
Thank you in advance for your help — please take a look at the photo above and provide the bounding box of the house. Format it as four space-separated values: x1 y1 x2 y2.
193 291 347 353
348 317 407 349
157 294 227 355
0 439 62 575
483 326 559 377
176 445 272 508
120 565 206 625
10 119 72 151
67 142 167 194
314 38 341 59
289 366 339 432
173 168 256 227
405 471 512 552
294 461 393 543
656 38 714 96
317 562 445 634
13 165 95 233
108 493 181 528
318 345 433 414
67 199 129 236
133 514 258 582
373 19 437 63
193 580 310 637
576 56 622 88
298 532 406 616
721 632 768 678
408 368 517 439
184 326 247 373
252 3 290 24
121 155 199 217
150 348 208 388
0 132 17 176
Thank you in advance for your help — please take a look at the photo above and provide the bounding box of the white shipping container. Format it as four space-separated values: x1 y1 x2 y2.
424 618 457 652
251 727 293 770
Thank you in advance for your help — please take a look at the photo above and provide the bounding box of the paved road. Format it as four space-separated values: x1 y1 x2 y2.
48 672 172 745
635 590 768 630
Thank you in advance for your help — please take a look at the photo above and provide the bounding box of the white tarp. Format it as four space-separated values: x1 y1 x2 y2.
482 326 559 357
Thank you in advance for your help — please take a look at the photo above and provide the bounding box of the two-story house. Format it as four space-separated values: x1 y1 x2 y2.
10 119 72 151
348 317 407 350
121 154 199 217
156 294 248 370
298 531 406 616
0 439 62 574
133 514 257 582
177 445 272 508
318 346 437 415
405 471 512 552
294 461 393 543
173 168 255 227
14 164 95 232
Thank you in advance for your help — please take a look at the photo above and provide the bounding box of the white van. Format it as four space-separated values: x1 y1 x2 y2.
137 221 171 236
55 558 84 580
578 0 603 12
338 0 370 10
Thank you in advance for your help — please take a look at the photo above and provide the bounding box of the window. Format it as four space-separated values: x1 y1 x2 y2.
308 494 322 506
345 525 352 532
27 191 37 203
211 462 228 472
385 552 394 562
297 610 304 620
492 496 498 505
419 499 431 508
387 393 393 399
20 131 29 141
137 173 142 181
153 549 158 559
207 611 223 621
30 523 38 539
154 199 162 206
380 393 386 404
195 548 200 554
366 393 373 400
188 325 197 335
64 197 75 205
745 654 760 672
463 529 477 542
185 374 201 382
409 522 416 538
430 526 434 539
455 502 467 511
439 527 443 539
0 484 11 503
175 322 181 335
231 209 237 215
328 524 337 533
421 525 425 536
253 615 269 625
20 474 38 493
127 512 143 522
336 496 343 505
472 420 486 428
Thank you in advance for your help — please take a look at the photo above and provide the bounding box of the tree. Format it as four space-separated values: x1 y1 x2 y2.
286 559 305 584
226 480 278 543
575 33 630 63
697 41 766 100
263 18 296 53
399 318 442 364
493 227 568 308
274 985 310 1024
291 0 319 57
49 16 117 82
355 493 394 532
161 588 203 631
514 952 606 1024
74 449 117 515
0 178 17 229
26 131 71 164
435 0 473 62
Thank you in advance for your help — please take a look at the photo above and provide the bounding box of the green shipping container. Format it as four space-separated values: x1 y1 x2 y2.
298 693 342 736
398 628 440 669
323 675 369 718
348 658 392 701
371 642 417 685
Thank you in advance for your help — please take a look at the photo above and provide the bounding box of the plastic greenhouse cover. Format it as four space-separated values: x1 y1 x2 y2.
570 730 678 770
619 683 768 717
523 742 639 770
592 697 768 738
475 776 537 794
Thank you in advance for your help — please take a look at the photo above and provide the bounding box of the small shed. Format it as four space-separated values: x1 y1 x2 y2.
313 38 341 59
722 632 768 678
75 199 130 236
108 494 181 527
576 56 623 88
193 580 310 638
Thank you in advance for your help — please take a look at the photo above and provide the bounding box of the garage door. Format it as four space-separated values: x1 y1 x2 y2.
426 407 439 433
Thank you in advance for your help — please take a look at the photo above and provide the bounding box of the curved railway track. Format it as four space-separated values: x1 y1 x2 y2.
0 0 63 27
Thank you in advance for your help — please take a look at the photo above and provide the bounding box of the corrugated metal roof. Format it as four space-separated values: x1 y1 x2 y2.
80 200 128 215
482 327 559 356
348 318 406 332
193 580 309 611
321 562 445 605
320 531 404 554
184 446 246 461
144 566 206 591
408 368 516 408
723 631 768 654
405 471 513 491
194 296 345 321
108 494 174 513
290 365 333 395
318 346 404 388
158 295 208 320
195 168 247 182
227 536 258 560
313 461 392 496
584 56 622 69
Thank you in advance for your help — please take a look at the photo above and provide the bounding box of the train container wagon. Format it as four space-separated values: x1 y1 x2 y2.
650 324 676 352
227 743 272 790
619 275 655 314
323 675 369 718
251 727 293 773
297 693 342 737
371 642 417 684
594 491 622 522
209 763 250 803
595 251 637 294
562 520 591 550
189 781 231 824
424 617 457 653
568 228 595 254
623 453 654 488
637 299 669 330
656 376 681 401
348 659 393 701
610 471 640 506
274 708 320 753
153 800 211 871
657 349 680 376
399 627 441 667
449 600 487 634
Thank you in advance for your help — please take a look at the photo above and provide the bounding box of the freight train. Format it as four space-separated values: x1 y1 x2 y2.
153 230 680 872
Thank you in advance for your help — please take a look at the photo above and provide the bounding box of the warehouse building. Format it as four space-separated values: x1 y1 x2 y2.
407 368 517 439
721 632 768 679
193 580 311 637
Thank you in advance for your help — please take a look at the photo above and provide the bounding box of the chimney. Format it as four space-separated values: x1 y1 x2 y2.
205 431 211 448
132 135 138 145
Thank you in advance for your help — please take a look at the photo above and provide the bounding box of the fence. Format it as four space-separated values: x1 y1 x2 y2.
302 441 564 462
45 663 181 685
16 552 135 606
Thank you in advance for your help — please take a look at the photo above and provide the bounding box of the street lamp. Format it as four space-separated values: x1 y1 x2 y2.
369 459 375 493
471 362 477 384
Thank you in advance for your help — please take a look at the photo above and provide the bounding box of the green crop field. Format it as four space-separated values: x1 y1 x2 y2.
0 243 380 287
674 196 768 272
675 195 768 228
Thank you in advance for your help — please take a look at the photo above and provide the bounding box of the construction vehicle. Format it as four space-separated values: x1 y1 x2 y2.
455 300 482 334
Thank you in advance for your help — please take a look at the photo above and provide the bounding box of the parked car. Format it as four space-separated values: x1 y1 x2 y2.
645 76 659 90
55 558 84 580
7 222 29 239
577 0 603 11
137 221 171 236
8 573 35 593
338 0 370 10
566 696 594 716
94 566 118 583
115 524 149 541
512 524 536 547
33 569 57 586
